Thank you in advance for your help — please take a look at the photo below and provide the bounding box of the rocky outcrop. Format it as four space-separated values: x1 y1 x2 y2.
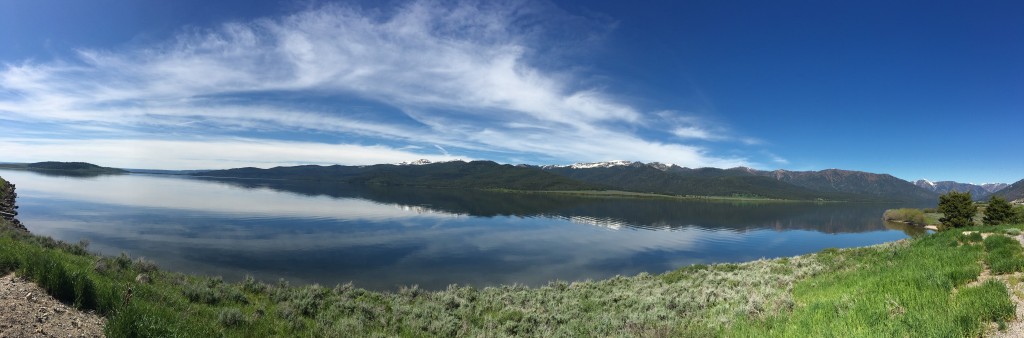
1 180 27 231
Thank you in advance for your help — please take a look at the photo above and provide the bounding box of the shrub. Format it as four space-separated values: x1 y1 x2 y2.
183 284 220 304
1005 228 1021 236
883 208 927 225
939 191 977 228
242 275 267 294
984 196 1014 226
1013 206 1024 224
133 258 159 273
182 281 246 305
114 252 132 270
218 308 247 327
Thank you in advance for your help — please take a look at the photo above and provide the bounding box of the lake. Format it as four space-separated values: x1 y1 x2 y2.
0 169 922 291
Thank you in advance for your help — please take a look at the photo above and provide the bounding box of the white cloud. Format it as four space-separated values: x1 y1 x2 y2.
0 0 755 168
672 126 718 140
0 138 464 169
763 151 790 165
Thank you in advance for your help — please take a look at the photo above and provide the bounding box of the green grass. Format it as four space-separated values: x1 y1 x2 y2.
726 226 1015 337
985 234 1024 274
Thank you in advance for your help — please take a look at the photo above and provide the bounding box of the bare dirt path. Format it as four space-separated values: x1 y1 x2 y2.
0 273 105 338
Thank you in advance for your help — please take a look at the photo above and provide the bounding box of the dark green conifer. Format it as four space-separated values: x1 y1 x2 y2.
984 196 1013 225
938 191 976 228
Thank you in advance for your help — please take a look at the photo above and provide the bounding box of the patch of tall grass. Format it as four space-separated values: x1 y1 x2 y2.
985 234 1024 274
727 227 1013 337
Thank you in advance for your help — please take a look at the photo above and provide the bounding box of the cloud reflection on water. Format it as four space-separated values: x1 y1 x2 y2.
3 169 911 290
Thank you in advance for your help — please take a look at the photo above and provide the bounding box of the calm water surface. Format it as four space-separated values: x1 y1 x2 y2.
1 169 922 290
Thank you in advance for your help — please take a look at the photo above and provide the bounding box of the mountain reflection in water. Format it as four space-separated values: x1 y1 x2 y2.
3 169 921 290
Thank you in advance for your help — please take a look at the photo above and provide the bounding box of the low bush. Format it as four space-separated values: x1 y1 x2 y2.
1012 206 1024 224
218 308 247 327
882 208 927 225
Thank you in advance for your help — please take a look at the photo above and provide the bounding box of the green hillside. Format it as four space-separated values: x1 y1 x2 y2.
0 162 127 175
544 165 846 200
194 161 603 191
995 178 1024 202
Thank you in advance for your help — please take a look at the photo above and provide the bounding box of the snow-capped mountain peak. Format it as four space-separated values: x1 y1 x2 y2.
981 183 1010 193
647 162 671 171
543 160 642 169
396 159 434 166
568 160 636 169
915 179 936 188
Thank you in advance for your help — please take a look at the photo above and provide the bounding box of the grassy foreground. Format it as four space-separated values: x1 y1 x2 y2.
2 220 1021 336
0 179 1021 337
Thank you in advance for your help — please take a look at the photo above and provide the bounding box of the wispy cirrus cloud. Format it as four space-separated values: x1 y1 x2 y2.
0 138 465 170
0 0 756 169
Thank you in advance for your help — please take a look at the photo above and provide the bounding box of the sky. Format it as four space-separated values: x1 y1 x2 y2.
0 0 1021 183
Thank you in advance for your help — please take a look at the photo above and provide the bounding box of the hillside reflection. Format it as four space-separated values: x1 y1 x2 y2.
197 177 906 234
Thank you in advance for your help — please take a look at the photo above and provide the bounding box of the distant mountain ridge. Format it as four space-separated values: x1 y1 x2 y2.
995 179 1024 203
753 168 937 203
190 159 1011 203
0 161 127 175
194 160 601 191
541 162 842 201
540 161 936 203
982 183 1011 193
913 179 1007 200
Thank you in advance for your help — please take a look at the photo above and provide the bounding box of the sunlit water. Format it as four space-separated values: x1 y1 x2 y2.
0 169 922 290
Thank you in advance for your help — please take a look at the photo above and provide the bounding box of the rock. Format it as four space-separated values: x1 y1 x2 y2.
135 273 151 284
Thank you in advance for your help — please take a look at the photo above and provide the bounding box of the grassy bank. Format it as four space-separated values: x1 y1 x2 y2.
0 175 1020 337
3 219 1021 336
0 215 826 336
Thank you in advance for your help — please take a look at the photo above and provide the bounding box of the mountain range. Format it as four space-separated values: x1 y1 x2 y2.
995 179 1024 203
0 161 128 176
2 160 1010 204
190 160 1014 203
195 160 599 191
913 180 1008 200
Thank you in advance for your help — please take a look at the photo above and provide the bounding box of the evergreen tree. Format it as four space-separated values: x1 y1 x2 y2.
984 196 1013 225
1012 205 1024 224
938 191 976 228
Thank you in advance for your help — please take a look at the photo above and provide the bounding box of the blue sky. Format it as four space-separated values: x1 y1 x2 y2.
0 0 1021 183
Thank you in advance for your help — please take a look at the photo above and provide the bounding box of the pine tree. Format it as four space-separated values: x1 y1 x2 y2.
938 191 976 228
984 196 1013 225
